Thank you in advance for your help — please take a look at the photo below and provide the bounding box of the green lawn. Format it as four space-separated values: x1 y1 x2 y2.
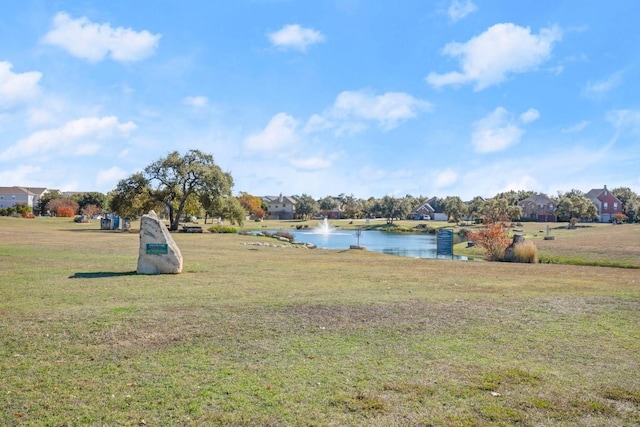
1 217 639 426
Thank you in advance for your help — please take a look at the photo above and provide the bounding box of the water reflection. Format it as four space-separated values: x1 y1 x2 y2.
281 229 467 260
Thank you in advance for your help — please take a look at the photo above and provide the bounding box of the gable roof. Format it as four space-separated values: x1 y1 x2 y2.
586 185 621 202
263 194 297 204
0 186 48 196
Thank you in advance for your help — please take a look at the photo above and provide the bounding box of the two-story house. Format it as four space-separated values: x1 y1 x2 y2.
518 194 557 222
0 186 50 213
264 194 297 220
586 185 623 222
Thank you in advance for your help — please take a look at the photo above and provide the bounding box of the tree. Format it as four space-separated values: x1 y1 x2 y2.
45 198 79 216
73 192 106 212
555 190 598 223
318 196 339 212
238 192 266 219
375 196 412 225
111 150 233 231
108 173 160 218
612 187 640 223
294 194 318 220
480 197 521 223
443 196 468 223
467 196 485 222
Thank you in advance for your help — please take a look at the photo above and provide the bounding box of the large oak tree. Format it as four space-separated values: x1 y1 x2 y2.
111 150 234 230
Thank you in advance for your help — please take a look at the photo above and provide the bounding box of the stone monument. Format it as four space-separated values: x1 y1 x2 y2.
137 210 183 274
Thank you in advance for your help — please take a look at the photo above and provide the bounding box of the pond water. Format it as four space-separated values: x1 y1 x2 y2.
273 227 468 260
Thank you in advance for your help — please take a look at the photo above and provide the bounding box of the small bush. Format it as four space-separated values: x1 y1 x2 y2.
208 225 238 233
21 211 36 219
57 206 76 217
512 240 538 263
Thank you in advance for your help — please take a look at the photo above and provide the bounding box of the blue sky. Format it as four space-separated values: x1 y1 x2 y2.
1 1 639 200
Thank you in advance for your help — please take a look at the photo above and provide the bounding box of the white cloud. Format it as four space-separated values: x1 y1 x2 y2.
42 12 161 62
0 116 137 161
434 169 458 188
306 89 432 134
0 165 42 185
96 166 128 188
583 72 623 98
183 96 208 107
267 24 326 52
426 23 562 91
447 0 477 22
607 109 640 134
244 113 300 152
471 107 523 153
562 120 590 133
519 108 540 124
0 62 42 108
290 155 335 170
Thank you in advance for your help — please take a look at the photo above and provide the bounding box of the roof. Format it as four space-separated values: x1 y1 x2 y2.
0 186 48 196
519 194 555 205
263 195 297 204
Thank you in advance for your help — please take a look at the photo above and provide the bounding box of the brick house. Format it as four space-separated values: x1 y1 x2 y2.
518 194 557 222
409 201 435 220
586 185 623 222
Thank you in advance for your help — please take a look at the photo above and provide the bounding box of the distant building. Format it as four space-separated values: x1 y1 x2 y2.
0 186 50 213
519 194 557 222
586 185 623 222
263 194 297 220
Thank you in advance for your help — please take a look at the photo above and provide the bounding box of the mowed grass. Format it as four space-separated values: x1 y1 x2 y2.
1 217 639 426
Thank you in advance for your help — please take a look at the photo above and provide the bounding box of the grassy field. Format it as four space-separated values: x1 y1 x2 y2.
1 217 639 426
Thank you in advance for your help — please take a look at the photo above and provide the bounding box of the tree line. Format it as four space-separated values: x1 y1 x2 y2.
18 150 640 226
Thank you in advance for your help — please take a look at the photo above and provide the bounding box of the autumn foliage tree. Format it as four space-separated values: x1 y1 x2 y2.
45 198 79 217
238 192 266 219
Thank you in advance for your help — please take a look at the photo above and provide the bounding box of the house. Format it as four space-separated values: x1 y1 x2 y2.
0 186 50 213
586 185 623 222
263 194 297 220
409 201 435 220
519 194 557 222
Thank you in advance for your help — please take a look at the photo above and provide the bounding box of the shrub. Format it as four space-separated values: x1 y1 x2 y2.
21 211 36 219
467 222 511 261
57 206 76 217
512 240 538 263
208 225 238 233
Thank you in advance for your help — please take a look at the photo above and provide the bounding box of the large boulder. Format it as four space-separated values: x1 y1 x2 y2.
137 211 183 274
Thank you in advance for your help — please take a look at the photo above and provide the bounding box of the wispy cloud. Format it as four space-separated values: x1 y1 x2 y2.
562 120 590 133
42 12 161 62
583 72 623 98
426 23 562 91
267 24 325 52
447 0 477 22
182 96 208 107
0 61 42 108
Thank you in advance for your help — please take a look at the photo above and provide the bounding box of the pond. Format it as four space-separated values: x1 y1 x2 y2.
272 227 468 260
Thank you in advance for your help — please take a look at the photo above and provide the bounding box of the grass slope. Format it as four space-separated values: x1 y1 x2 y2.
1 217 639 426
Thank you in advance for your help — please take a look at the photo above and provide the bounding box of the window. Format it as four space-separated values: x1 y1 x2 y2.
614 202 618 210
549 203 554 209
603 202 608 210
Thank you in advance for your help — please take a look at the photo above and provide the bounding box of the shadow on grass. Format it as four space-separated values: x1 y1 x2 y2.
69 271 138 279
